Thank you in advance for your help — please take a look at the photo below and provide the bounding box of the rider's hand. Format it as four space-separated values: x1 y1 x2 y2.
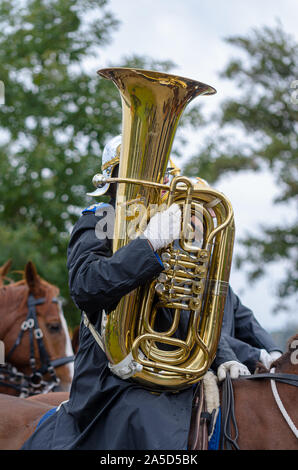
217 361 251 382
143 203 181 251
259 349 282 369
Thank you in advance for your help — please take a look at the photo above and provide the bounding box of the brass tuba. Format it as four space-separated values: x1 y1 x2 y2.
93 68 235 390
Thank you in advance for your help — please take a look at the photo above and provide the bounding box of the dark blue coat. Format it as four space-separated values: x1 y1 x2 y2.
21 206 279 450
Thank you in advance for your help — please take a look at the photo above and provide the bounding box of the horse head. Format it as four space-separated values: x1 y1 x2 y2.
0 261 74 395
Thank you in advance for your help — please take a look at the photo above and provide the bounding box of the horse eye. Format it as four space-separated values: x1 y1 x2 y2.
46 322 62 334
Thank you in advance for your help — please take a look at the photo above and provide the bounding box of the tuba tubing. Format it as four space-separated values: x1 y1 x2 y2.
96 67 234 390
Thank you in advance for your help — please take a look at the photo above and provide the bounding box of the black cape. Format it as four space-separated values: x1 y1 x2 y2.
21 206 279 450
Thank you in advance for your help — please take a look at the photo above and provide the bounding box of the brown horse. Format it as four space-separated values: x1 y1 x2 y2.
0 260 74 397
0 334 297 450
225 333 298 450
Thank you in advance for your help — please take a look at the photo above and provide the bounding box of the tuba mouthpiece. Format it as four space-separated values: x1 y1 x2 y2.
92 173 107 188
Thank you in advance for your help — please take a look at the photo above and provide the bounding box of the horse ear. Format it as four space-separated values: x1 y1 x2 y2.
0 259 12 278
25 261 41 293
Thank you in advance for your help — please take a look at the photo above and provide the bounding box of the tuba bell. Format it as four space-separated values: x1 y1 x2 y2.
92 67 235 390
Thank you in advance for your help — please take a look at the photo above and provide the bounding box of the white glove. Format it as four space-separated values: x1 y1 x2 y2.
259 349 282 369
270 350 282 361
143 203 181 251
217 361 251 382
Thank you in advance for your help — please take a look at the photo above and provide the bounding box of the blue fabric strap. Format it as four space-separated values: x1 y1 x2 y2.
82 203 110 215
154 252 164 267
36 408 57 428
208 407 221 450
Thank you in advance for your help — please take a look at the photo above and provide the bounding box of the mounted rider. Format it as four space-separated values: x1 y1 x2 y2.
21 135 281 450
89 135 281 381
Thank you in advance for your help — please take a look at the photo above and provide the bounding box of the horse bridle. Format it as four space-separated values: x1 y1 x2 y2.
0 293 74 397
220 371 298 450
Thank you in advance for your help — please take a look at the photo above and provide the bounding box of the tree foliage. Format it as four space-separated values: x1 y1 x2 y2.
0 0 120 326
184 23 298 313
0 0 204 327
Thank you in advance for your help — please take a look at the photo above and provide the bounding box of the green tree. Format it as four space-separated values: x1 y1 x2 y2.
184 23 298 314
0 0 122 327
0 0 204 327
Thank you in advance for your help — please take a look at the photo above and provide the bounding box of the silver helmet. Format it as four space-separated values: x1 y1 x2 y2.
87 135 121 197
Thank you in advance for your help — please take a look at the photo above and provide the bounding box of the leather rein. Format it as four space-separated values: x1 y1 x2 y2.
0 294 74 397
221 370 298 450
